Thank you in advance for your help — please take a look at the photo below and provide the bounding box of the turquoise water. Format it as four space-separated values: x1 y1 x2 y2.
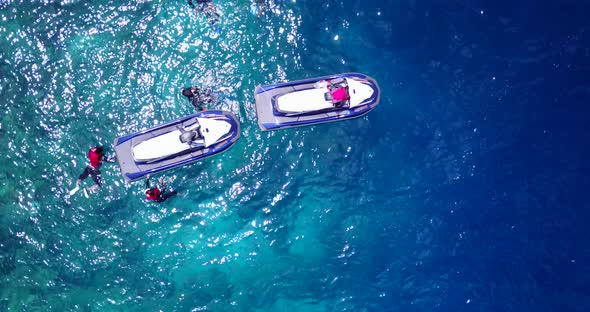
3 0 590 311
0 1 387 310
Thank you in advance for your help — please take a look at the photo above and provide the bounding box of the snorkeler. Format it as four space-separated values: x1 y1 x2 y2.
70 145 115 197
251 0 266 17
187 0 220 25
182 86 212 111
145 175 178 203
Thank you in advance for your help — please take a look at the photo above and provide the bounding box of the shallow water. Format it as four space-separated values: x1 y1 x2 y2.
1 0 590 311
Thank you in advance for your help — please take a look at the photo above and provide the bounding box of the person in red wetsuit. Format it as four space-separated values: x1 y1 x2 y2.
75 145 114 195
145 175 178 203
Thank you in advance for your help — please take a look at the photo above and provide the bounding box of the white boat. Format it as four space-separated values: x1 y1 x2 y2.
113 110 240 182
254 73 380 131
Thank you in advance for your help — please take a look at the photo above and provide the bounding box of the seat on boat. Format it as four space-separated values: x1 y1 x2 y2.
329 77 346 89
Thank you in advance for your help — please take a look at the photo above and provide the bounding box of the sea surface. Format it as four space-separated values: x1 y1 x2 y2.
1 0 589 311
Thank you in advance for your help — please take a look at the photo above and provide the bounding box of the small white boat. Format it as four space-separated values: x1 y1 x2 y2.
113 111 240 182
254 73 380 131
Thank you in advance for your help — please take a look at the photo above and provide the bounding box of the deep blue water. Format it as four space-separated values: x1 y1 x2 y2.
1 0 589 311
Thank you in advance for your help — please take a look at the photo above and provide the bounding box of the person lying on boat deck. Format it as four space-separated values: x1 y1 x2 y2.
76 145 115 194
187 0 220 25
179 127 205 146
330 86 349 107
145 175 178 203
182 86 212 111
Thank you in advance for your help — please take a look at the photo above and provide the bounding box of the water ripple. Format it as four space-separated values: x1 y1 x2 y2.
1 0 551 310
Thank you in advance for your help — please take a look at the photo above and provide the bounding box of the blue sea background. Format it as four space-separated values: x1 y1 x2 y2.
1 0 589 310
